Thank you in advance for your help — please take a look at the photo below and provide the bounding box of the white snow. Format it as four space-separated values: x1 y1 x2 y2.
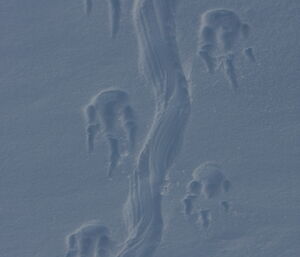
0 0 299 257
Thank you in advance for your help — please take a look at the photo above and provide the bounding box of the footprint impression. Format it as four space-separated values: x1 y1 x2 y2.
197 9 255 89
65 221 115 257
84 89 137 177
182 162 231 229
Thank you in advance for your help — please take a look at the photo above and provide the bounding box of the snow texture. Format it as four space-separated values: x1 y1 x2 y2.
0 0 299 257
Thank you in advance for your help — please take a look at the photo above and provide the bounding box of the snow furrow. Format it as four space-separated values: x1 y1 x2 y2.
117 1 191 257
106 0 121 38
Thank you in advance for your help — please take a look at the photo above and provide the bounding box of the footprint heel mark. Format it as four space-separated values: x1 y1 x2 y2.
193 162 230 199
215 11 242 52
64 222 114 257
84 0 93 15
85 89 136 177
197 9 254 89
198 9 242 56
121 105 137 152
94 90 129 135
198 209 211 229
106 0 121 38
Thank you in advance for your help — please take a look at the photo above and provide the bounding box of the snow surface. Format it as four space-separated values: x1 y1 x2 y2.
0 0 299 257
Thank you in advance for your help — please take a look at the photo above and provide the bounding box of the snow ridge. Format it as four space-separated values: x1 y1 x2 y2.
116 1 191 257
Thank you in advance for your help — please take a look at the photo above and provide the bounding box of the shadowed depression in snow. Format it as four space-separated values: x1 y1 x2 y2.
84 89 137 177
182 162 231 229
197 9 254 89
1 0 300 256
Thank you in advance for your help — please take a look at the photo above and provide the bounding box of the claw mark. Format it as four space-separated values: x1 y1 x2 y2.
87 123 101 153
182 181 201 218
84 89 137 177
84 0 93 15
106 136 121 177
83 0 121 37
243 47 256 62
197 209 211 229
64 221 114 257
218 54 238 90
222 179 231 193
199 47 217 74
197 9 255 89
106 0 121 37
121 105 137 153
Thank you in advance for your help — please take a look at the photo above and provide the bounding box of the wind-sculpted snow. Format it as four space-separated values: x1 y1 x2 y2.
84 89 137 177
197 9 254 89
116 1 191 257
